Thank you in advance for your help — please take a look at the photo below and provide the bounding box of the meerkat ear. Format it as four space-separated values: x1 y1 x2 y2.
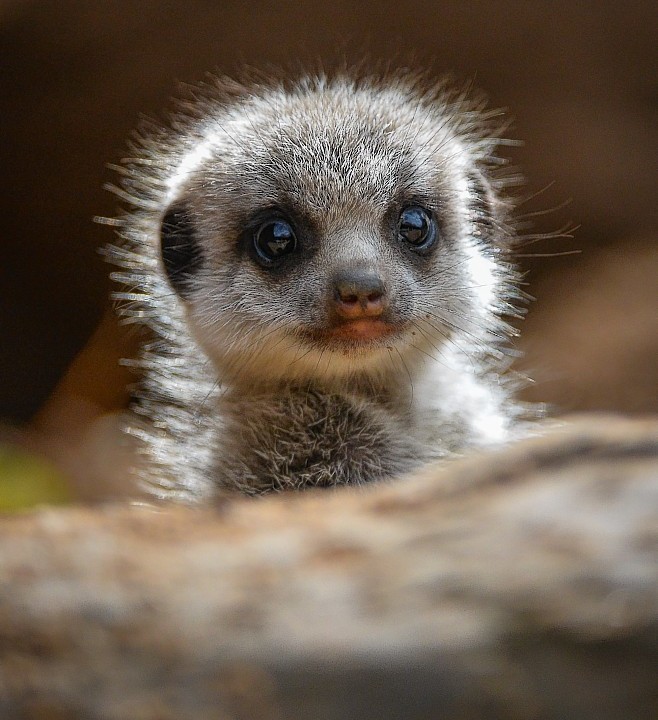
160 202 203 298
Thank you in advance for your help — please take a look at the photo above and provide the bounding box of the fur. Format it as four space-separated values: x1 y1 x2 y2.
105 68 531 501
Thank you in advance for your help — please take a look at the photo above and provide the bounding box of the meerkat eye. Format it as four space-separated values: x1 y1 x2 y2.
398 206 437 251
253 219 298 265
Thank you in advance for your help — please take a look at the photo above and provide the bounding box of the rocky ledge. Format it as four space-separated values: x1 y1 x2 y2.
0 415 656 719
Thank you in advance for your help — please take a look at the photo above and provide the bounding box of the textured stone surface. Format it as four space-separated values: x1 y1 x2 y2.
0 415 656 719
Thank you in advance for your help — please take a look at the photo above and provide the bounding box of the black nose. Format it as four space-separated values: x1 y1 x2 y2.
331 268 387 319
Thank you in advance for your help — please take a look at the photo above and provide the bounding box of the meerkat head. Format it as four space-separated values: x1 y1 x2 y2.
146 73 517 389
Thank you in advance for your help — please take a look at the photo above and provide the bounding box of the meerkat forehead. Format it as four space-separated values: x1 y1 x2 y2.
164 76 485 226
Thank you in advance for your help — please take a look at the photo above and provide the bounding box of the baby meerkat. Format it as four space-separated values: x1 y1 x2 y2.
107 68 530 501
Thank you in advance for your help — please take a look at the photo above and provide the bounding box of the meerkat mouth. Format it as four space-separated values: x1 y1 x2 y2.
328 319 396 342
300 319 401 352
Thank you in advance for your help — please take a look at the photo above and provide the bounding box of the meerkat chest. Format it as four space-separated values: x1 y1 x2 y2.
211 387 439 493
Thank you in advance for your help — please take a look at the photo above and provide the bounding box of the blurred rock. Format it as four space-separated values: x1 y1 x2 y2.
0 415 656 719
519 236 658 414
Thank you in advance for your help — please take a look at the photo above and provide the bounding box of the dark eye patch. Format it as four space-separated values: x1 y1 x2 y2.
160 203 203 298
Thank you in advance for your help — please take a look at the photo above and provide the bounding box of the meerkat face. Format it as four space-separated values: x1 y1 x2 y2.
154 77 512 387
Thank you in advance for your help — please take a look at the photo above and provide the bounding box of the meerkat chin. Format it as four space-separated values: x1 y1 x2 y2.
106 68 531 500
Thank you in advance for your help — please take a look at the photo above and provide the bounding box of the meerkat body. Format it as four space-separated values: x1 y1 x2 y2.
108 70 529 501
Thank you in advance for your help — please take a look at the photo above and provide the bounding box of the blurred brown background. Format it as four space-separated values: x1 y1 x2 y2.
1 0 656 423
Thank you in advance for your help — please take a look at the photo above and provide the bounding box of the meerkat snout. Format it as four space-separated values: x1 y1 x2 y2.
331 267 387 320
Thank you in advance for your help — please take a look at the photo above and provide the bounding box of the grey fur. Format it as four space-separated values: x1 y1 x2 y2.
105 69 531 501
